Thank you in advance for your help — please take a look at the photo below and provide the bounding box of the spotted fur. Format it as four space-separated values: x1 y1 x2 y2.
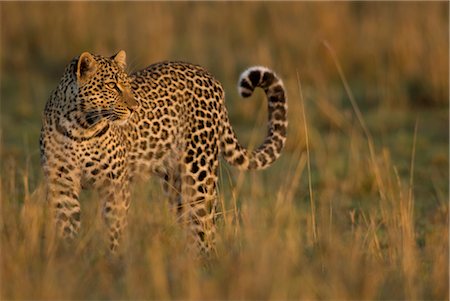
40 51 287 254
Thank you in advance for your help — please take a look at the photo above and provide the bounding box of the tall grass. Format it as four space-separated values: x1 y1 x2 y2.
1 2 448 300
1 123 447 299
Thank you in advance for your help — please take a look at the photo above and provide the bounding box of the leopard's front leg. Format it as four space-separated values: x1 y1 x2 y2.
43 161 82 243
100 176 131 254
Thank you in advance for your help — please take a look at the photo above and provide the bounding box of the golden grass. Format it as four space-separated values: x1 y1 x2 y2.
1 2 448 300
1 134 448 299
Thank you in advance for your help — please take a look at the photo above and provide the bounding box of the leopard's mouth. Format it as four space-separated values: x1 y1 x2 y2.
85 108 133 127
112 107 134 125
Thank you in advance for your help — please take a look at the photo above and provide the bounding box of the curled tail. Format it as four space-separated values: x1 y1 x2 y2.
221 66 287 170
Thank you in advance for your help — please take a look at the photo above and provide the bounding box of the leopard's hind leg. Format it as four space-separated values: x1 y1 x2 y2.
179 140 220 255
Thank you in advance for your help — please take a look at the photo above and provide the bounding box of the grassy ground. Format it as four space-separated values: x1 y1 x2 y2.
1 2 448 300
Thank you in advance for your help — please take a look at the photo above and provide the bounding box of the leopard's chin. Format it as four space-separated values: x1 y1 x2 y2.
113 113 133 126
114 119 129 126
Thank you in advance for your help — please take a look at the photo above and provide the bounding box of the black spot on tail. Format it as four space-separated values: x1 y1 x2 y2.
240 79 253 91
272 84 284 95
262 72 275 88
249 70 261 87
273 123 287 137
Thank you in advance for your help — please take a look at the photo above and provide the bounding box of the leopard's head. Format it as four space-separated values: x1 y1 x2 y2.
73 50 138 127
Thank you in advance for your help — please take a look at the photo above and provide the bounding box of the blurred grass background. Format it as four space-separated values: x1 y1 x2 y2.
1 2 448 300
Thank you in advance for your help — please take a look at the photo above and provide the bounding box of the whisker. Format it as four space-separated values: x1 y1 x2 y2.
84 107 129 129
87 110 114 118
85 109 117 129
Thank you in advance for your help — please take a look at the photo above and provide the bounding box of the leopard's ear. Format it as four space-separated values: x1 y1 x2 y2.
77 52 97 85
111 50 127 69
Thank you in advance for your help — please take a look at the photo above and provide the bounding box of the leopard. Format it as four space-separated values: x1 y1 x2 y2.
40 50 287 254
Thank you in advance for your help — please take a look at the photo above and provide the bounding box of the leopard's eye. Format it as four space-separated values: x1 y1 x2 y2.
105 82 117 89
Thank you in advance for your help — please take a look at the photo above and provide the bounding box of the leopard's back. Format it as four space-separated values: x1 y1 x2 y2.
125 61 226 177
127 61 287 175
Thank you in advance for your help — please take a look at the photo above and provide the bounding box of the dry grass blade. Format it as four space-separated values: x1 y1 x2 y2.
296 70 317 244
